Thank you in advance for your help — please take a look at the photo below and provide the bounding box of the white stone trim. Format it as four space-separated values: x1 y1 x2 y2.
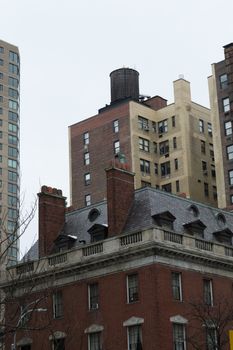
170 315 188 324
17 337 32 346
49 331 67 340
84 324 104 334
123 316 144 327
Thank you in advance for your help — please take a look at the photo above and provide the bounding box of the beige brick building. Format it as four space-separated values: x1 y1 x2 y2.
0 40 20 265
69 68 217 209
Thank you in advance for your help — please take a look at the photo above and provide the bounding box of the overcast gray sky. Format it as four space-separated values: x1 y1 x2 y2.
1 0 233 254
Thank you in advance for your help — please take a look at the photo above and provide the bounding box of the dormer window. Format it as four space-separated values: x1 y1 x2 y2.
88 224 108 242
188 204 199 218
183 220 206 238
216 213 226 227
213 228 232 245
152 211 176 231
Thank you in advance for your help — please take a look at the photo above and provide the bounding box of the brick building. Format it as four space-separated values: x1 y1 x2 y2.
209 43 233 209
2 165 233 350
69 68 217 210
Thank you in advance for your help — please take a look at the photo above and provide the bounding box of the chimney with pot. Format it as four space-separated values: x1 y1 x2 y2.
106 164 135 237
38 186 66 258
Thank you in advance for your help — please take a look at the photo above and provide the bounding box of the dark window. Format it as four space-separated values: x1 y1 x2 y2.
220 73 228 89
171 272 182 301
128 325 142 350
213 186 217 201
173 324 186 350
201 140 206 154
139 137 149 152
176 180 180 193
8 76 19 88
53 338 65 350
154 163 158 175
174 158 178 170
127 274 139 303
161 183 172 193
161 161 170 177
203 279 213 306
140 159 150 174
89 332 101 350
89 283 99 310
172 115 176 127
9 63 18 75
9 51 19 63
53 291 63 318
158 119 168 133
202 161 207 175
211 164 216 178
141 181 151 187
204 183 209 197
159 140 169 155
173 137 177 149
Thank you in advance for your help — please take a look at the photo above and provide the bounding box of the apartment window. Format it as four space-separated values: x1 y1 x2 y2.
9 51 19 63
225 121 232 135
84 152 90 165
227 144 233 160
8 195 17 207
8 77 18 88
8 171 17 185
0 108 2 115
53 291 63 318
173 323 186 350
8 88 18 99
152 121 156 132
85 194 91 207
207 123 212 136
89 283 99 310
113 119 119 133
202 161 207 175
0 47 4 53
153 142 157 153
8 147 18 158
203 279 213 306
0 96 3 103
0 59 3 66
140 159 150 174
0 72 3 79
154 163 158 175
83 132 89 145
8 100 18 111
174 158 178 170
53 338 65 350
8 111 18 122
8 123 17 133
223 97 230 113
141 181 151 188
158 119 168 133
161 183 171 193
176 180 180 193
206 327 217 350
138 116 149 130
8 135 18 145
172 115 176 127
127 274 139 303
159 140 169 155
161 161 170 177
0 85 3 91
8 208 17 219
89 332 101 350
220 73 228 89
84 173 91 186
128 325 142 350
9 63 18 75
139 137 149 152
199 119 204 133
114 140 120 154
229 170 233 185
8 183 17 194
204 183 209 197
173 137 177 149
201 140 206 154
211 164 216 178
213 186 217 201
171 272 182 301
8 159 17 169
0 131 2 138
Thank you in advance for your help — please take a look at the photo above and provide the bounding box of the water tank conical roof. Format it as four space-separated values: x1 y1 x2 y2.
110 68 139 104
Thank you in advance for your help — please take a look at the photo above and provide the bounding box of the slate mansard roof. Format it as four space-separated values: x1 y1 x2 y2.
24 187 233 261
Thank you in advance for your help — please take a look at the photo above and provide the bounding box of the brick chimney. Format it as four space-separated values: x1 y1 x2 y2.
106 164 135 237
38 186 66 258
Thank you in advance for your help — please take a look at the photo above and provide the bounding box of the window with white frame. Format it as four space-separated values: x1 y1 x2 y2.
227 144 233 160
84 173 91 186
84 152 90 165
113 119 119 133
207 122 212 136
199 119 204 133
89 332 101 350
173 323 186 350
128 325 142 350
138 116 149 130
223 97 230 113
85 194 91 207
114 140 120 154
88 283 99 310
127 274 139 303
203 279 213 306
225 121 232 135
171 272 182 301
139 137 149 152
83 132 89 145
53 291 63 318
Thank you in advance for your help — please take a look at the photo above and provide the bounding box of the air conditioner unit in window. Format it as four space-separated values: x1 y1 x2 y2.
91 303 99 310
143 125 150 131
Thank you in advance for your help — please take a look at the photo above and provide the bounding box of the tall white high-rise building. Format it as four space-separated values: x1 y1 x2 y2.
0 40 20 265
